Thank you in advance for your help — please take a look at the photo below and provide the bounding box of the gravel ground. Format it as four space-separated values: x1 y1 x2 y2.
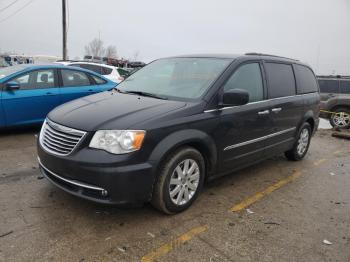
0 128 349 262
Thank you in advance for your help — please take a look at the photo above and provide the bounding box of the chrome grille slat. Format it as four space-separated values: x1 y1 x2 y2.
45 124 81 141
44 132 76 147
39 119 86 156
43 138 73 151
43 141 69 154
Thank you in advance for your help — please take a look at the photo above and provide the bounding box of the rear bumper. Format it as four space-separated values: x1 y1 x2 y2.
37 143 155 205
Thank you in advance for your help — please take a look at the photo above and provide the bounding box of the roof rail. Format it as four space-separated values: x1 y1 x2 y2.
245 52 299 61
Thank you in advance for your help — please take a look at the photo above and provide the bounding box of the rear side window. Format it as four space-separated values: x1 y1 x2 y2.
318 80 339 93
117 68 130 78
340 80 350 94
91 75 107 84
61 70 91 87
294 65 318 94
265 63 296 98
101 67 112 75
72 64 102 74
223 63 264 102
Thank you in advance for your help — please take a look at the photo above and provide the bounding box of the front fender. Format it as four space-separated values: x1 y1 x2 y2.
149 129 217 175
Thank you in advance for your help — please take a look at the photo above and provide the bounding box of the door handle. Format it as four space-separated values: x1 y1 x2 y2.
258 110 270 115
272 107 282 113
46 92 53 95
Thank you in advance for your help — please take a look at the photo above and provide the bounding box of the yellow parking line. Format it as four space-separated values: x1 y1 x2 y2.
313 158 327 166
333 150 343 155
141 225 209 262
230 171 302 212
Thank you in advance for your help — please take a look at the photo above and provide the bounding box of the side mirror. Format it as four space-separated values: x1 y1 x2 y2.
6 81 20 91
222 89 249 106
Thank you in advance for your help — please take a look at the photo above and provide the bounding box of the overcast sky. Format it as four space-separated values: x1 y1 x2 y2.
0 0 349 75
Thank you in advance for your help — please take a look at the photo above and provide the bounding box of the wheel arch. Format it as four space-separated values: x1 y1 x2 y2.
148 129 218 180
300 110 317 134
330 104 350 112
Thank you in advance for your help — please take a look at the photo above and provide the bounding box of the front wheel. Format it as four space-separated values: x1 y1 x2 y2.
330 108 350 129
151 147 205 214
285 123 311 161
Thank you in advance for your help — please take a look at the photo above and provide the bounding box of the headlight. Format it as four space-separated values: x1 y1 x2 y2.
89 130 146 154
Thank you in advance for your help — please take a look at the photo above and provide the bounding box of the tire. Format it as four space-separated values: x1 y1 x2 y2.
329 108 350 129
285 123 311 161
151 147 205 214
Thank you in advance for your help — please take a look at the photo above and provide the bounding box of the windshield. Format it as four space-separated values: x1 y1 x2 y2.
117 58 231 100
0 65 27 79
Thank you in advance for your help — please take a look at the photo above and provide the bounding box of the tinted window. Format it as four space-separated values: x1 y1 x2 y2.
101 67 112 75
87 65 102 74
71 64 102 74
11 69 55 90
61 70 91 87
294 65 318 94
223 63 263 102
318 80 339 93
340 80 350 94
117 68 130 78
91 75 107 84
265 63 295 98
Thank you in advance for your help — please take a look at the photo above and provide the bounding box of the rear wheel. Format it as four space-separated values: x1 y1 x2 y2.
285 123 311 161
151 147 205 214
330 108 350 129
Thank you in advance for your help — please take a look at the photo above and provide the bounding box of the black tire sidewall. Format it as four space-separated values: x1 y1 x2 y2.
161 148 205 214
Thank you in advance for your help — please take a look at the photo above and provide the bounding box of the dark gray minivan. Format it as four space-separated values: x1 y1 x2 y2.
37 53 320 214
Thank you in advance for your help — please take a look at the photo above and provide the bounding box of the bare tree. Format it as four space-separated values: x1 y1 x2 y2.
84 38 105 57
105 45 118 58
133 50 140 61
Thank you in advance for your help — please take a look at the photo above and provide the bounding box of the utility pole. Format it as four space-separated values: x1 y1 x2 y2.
62 0 67 60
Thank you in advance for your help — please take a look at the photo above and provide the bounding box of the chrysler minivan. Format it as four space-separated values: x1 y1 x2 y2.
37 53 320 214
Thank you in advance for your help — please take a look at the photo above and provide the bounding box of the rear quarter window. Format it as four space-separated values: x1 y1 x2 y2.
318 80 339 93
294 65 318 94
101 67 113 75
91 75 107 85
340 80 350 94
265 62 296 98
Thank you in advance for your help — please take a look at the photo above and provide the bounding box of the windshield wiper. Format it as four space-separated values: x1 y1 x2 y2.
123 90 168 100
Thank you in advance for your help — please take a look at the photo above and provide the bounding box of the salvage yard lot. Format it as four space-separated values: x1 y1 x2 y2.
0 129 349 262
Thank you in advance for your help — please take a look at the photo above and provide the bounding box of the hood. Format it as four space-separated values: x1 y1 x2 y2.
48 91 187 131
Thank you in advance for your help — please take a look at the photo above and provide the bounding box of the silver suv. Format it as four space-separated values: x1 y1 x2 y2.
318 76 350 128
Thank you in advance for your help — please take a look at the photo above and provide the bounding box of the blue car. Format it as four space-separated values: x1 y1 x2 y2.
0 64 116 128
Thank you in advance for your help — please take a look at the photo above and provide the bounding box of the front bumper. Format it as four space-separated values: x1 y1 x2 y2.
37 142 155 205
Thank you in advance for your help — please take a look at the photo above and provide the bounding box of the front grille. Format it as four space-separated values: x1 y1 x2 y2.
39 119 86 156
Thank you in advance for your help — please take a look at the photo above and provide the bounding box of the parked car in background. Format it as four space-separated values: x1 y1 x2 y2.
68 62 128 83
318 76 350 128
37 53 319 214
0 64 116 128
0 57 10 67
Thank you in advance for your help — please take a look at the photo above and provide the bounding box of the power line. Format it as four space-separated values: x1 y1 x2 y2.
0 0 35 24
0 0 20 13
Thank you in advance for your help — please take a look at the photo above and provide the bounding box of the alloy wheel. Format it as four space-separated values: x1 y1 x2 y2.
332 112 350 128
297 128 309 156
169 159 200 206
